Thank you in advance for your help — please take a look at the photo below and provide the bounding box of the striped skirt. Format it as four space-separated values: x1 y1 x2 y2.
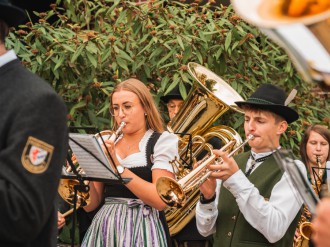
81 198 168 247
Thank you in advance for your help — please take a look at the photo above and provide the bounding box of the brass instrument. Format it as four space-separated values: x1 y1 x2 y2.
157 134 253 208
295 155 324 247
296 205 313 247
163 62 245 235
315 155 325 193
231 0 330 89
58 121 126 216
168 62 244 141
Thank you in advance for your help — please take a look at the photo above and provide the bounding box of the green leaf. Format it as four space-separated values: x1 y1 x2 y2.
86 51 97 68
177 35 184 50
225 31 232 51
62 44 75 53
196 50 203 64
118 49 134 62
69 101 87 116
70 45 84 63
182 46 192 64
54 55 65 71
157 49 175 67
116 57 129 72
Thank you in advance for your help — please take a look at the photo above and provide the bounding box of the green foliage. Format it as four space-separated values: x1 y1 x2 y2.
7 0 329 155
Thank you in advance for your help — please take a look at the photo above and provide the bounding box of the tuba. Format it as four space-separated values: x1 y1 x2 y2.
162 62 245 236
231 0 330 90
58 122 126 216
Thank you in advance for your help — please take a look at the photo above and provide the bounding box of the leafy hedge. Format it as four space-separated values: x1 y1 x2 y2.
7 0 329 155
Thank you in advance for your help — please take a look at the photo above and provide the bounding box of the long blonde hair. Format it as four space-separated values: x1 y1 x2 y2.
110 78 165 133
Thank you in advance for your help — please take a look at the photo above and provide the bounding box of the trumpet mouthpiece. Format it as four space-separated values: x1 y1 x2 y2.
248 134 254 140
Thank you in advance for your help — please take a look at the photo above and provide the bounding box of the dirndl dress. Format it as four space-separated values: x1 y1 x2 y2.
81 197 168 247
81 130 176 247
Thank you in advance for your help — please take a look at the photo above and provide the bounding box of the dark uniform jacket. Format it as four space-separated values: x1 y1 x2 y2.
0 58 68 246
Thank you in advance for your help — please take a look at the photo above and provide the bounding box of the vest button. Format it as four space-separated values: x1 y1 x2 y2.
227 232 232 237
231 215 236 220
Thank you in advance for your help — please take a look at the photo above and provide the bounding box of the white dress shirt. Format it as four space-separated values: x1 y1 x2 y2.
0 50 17 68
196 149 307 243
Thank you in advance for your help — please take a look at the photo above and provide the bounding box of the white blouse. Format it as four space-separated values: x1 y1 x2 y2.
116 129 178 172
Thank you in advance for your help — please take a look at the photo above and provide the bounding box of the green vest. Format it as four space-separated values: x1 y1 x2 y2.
213 151 301 247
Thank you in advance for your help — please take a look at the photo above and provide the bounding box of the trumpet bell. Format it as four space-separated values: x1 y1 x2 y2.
156 177 186 208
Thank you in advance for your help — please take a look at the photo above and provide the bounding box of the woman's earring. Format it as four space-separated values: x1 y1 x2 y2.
144 112 147 116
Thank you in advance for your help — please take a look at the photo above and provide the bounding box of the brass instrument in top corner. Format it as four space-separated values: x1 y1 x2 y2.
231 0 330 89
161 62 246 236
58 122 126 216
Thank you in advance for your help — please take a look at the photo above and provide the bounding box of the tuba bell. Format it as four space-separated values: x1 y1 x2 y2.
231 0 330 89
163 62 245 236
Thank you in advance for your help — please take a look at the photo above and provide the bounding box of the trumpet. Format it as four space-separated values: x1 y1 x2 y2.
95 121 126 143
156 134 254 208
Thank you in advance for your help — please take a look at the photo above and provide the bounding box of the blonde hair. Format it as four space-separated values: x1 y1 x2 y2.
110 78 165 133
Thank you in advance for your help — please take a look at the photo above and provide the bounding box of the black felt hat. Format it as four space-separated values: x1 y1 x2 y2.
0 0 26 27
235 84 299 123
160 84 192 103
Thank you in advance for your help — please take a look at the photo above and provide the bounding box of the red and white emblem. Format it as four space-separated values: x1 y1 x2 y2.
29 146 48 166
21 136 54 174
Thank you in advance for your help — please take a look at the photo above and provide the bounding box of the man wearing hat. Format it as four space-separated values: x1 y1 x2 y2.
195 84 306 246
0 1 68 246
161 83 192 121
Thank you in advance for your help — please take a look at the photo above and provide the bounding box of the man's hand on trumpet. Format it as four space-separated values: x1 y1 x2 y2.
209 149 240 182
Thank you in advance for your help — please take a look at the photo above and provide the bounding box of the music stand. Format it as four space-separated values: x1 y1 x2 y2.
62 126 131 247
174 132 194 168
311 166 330 196
273 149 319 215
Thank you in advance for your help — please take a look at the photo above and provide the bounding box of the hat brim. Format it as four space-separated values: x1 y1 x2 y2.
160 94 183 103
0 4 26 27
235 101 299 124
231 0 330 28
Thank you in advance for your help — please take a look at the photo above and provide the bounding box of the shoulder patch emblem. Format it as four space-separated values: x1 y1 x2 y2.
21 136 54 174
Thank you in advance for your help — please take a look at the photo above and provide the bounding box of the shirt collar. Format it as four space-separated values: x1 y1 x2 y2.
250 147 279 160
0 50 17 68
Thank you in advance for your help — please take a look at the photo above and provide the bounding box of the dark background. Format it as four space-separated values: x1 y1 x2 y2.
12 0 55 13
12 0 231 23
12 0 56 23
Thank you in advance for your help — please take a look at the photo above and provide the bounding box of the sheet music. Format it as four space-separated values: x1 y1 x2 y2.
68 133 118 180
